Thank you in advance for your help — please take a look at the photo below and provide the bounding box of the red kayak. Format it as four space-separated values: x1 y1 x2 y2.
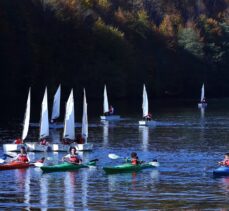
0 161 31 170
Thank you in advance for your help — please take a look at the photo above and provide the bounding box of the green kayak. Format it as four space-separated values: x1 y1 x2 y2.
103 162 157 174
41 161 96 173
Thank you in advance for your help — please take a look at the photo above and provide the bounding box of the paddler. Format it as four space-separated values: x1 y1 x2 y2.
13 146 30 163
218 153 229 166
131 152 140 165
62 146 82 164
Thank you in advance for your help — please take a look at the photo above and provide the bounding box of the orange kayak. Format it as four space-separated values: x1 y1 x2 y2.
0 161 31 170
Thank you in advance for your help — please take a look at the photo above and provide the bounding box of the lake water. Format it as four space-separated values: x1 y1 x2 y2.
0 100 229 210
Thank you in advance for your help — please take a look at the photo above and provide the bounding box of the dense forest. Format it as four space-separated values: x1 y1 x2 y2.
0 0 228 113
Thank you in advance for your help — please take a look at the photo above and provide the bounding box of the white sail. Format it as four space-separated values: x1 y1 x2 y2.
142 84 148 117
51 84 61 121
22 88 31 141
40 87 49 139
200 84 205 102
63 89 75 140
82 89 88 143
103 85 109 114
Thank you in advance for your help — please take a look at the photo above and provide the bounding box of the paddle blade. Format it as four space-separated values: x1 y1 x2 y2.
108 153 120 159
34 162 44 167
149 161 160 167
0 158 5 163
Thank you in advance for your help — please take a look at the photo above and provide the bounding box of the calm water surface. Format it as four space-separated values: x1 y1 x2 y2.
0 101 229 210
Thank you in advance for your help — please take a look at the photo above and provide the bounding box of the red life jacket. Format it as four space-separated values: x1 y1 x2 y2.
69 155 80 163
14 139 22 144
224 160 229 166
131 158 138 165
40 139 47 145
17 154 29 163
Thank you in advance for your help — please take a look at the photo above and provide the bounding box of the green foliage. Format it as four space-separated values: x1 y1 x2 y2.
0 0 228 116
178 27 204 59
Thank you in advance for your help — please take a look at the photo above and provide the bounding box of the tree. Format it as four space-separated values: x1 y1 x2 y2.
178 27 204 58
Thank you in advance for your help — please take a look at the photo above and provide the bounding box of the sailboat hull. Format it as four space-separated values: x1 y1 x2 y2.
100 115 120 121
25 142 51 152
198 103 207 108
139 120 156 126
77 143 93 151
3 144 28 152
50 144 70 152
50 143 93 151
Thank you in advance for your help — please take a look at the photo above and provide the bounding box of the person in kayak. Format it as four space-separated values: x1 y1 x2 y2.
62 147 82 164
131 152 140 165
40 138 49 145
13 146 30 163
218 153 229 166
14 138 23 144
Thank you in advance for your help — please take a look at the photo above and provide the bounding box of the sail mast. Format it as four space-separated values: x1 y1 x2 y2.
82 89 88 143
40 87 49 139
63 89 75 140
142 84 149 117
51 84 61 121
201 83 205 102
103 85 109 114
21 88 31 141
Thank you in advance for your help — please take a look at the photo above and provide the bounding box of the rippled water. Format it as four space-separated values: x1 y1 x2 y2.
1 102 229 210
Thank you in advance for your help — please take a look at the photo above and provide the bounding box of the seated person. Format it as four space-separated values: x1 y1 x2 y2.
131 152 140 165
62 147 82 164
218 153 229 166
14 138 23 144
76 134 85 144
40 138 49 145
35 157 45 164
62 138 73 145
144 113 152 121
109 106 114 115
201 98 206 103
13 146 30 163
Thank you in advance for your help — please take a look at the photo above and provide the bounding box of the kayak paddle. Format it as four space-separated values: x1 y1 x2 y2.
108 153 124 159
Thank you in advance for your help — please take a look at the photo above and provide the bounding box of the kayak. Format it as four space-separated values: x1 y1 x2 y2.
103 162 157 174
40 161 97 173
213 166 229 176
0 161 31 171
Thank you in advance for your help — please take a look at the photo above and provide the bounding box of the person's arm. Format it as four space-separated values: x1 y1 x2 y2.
62 154 70 161
12 154 19 161
27 155 30 162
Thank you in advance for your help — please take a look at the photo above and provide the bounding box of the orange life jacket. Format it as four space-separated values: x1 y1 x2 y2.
17 154 29 163
131 158 138 165
69 155 80 163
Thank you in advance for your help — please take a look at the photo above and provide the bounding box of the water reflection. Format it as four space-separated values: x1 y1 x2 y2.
200 108 205 126
64 172 76 210
139 126 149 151
15 169 31 209
82 170 88 208
102 121 109 147
40 175 48 211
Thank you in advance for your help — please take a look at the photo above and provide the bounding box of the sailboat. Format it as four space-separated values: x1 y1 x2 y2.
3 88 31 152
26 87 51 151
100 85 120 121
51 89 75 152
139 84 156 126
198 83 207 108
50 85 62 128
77 89 93 151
